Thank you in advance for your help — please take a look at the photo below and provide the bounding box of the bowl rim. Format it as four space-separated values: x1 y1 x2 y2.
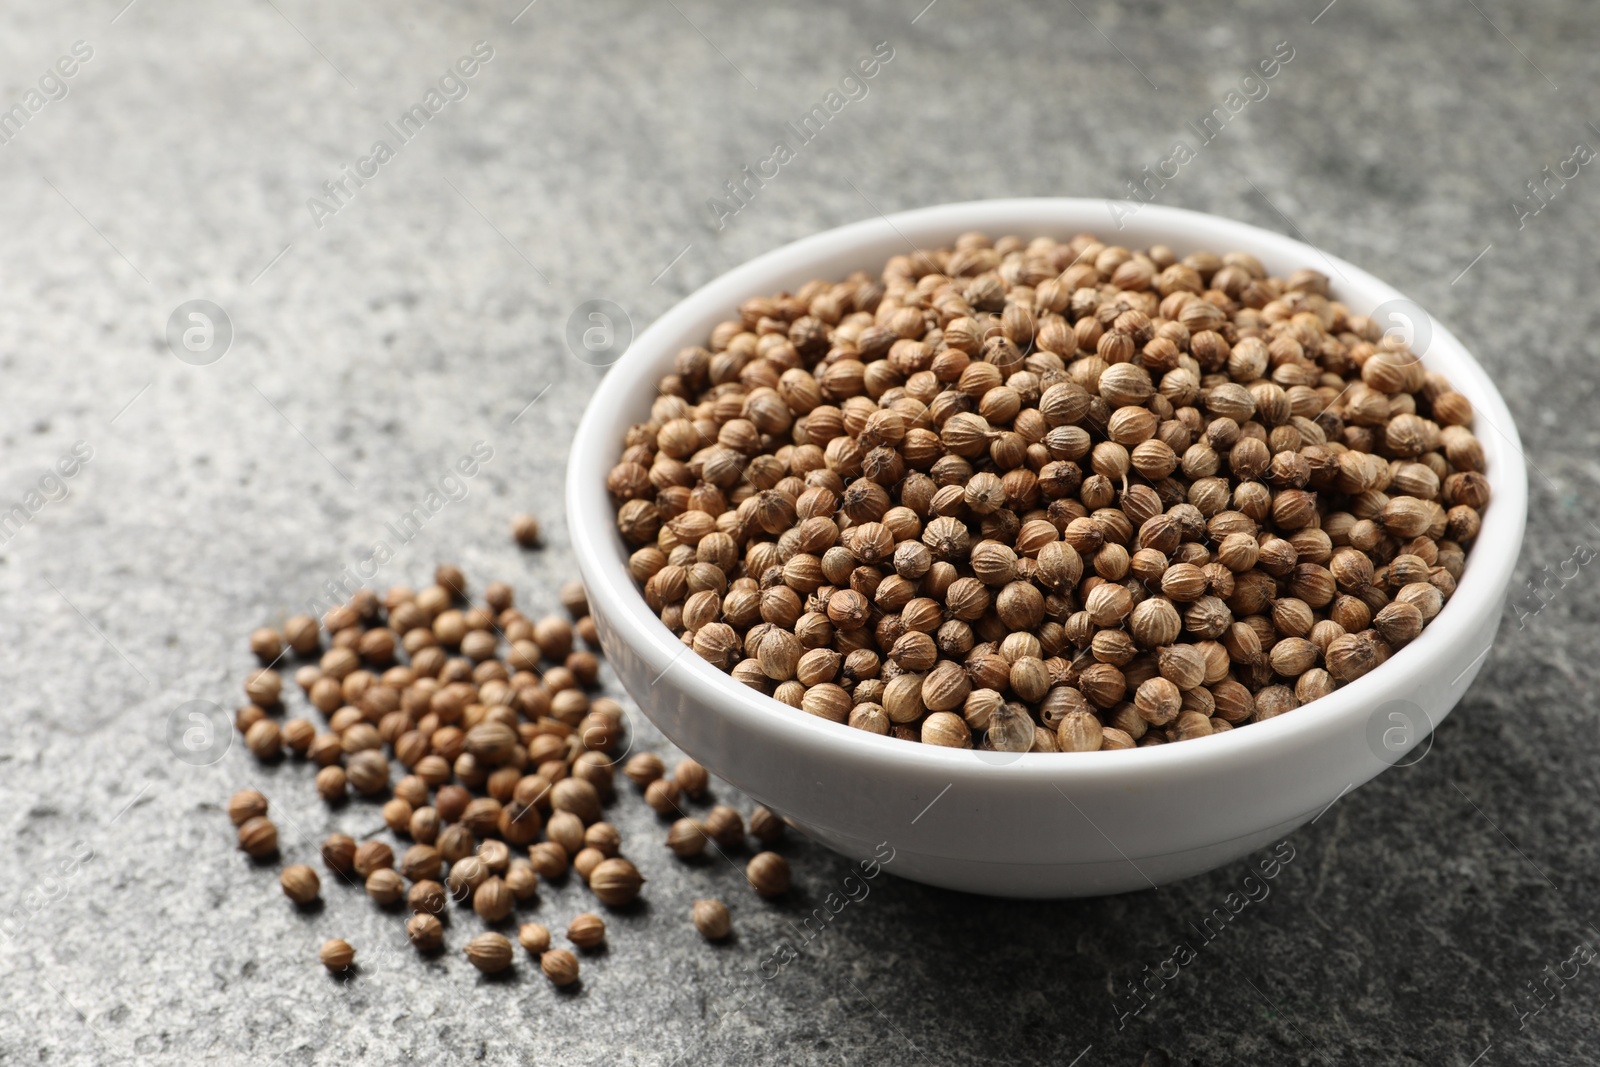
566 197 1528 783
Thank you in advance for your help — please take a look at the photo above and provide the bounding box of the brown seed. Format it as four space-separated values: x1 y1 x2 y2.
748 806 785 844
518 922 551 954
320 833 357 876
589 857 645 906
319 939 355 971
541 947 580 986
693 898 732 940
674 758 710 800
551 778 603 824
280 864 320 904
567 912 606 949
511 514 542 547
352 841 394 878
464 932 514 973
366 868 404 906
528 841 570 880
227 789 268 826
473 876 514 923
645 777 683 817
409 879 447 915
746 851 790 898
624 752 666 787
667 817 710 857
237 817 278 858
407 912 444 952
703 805 745 848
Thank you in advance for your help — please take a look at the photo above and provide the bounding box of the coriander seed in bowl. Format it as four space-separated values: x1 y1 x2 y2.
567 199 1526 897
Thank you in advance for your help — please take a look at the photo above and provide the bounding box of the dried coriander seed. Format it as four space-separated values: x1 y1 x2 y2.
352 841 394 878
541 947 580 986
667 817 710 857
518 922 551 954
589 857 644 906
692 898 731 941
366 868 404 906
464 932 514 973
746 851 790 898
674 758 710 799
280 864 320 904
748 806 785 844
512 514 542 548
623 752 666 787
319 939 355 971
406 912 444 952
703 805 744 849
473 876 513 923
237 816 278 859
227 789 268 826
567 912 606 949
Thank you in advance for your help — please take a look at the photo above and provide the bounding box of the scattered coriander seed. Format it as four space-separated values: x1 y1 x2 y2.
352 841 394 879
227 789 268 826
284 614 321 655
703 805 745 849
559 581 589 618
477 839 512 874
692 899 731 941
644 778 682 817
245 719 283 761
519 922 552 954
589 857 644 906
505 859 540 902
321 833 357 876
528 841 570 880
551 778 602 824
249 627 283 663
748 806 785 845
541 947 580 986
746 851 790 898
409 879 448 915
237 816 278 859
546 810 586 856
280 864 320 904
282 718 315 756
366 868 404 906
623 752 665 788
320 939 355 972
583 822 622 857
512 514 542 548
399 845 441 883
666 817 709 858
473 876 514 923
464 932 514 974
447 856 489 903
573 846 606 883
567 912 606 949
674 758 710 800
406 912 444 952
383 797 413 834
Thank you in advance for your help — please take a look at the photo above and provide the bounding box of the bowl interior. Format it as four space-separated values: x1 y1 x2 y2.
565 198 1528 783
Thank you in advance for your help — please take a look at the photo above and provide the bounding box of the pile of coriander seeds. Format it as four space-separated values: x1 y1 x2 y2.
608 231 1488 752
228 556 790 982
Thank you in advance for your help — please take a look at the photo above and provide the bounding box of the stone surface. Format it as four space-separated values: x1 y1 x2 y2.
0 0 1595 1064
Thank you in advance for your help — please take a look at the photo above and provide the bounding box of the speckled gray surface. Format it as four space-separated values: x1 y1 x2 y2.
1 0 1597 1063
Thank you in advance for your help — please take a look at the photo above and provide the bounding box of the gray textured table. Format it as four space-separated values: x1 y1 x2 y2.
1 1 1594 1063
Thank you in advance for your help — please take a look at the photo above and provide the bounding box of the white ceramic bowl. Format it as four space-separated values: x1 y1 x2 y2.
566 199 1527 898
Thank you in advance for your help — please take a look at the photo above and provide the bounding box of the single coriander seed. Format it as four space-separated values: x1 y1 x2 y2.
567 912 606 949
319 939 355 971
541 947 580 986
464 932 514 974
693 898 732 941
280 864 320 904
746 851 790 898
